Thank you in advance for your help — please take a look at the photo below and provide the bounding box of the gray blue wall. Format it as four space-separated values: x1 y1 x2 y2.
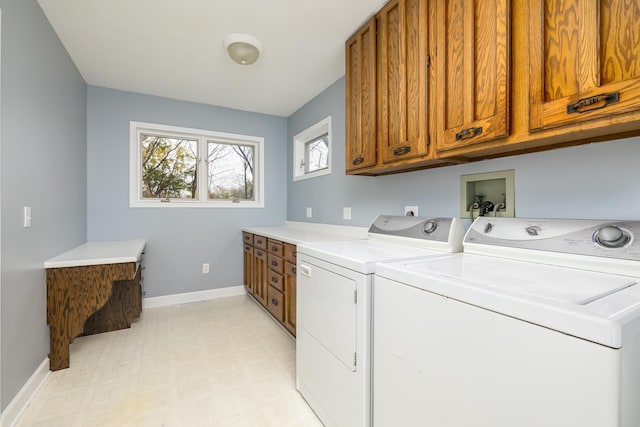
87 86 287 298
1 0 87 410
288 77 640 226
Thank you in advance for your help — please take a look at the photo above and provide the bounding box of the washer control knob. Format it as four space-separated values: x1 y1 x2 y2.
595 226 629 248
423 220 438 235
484 222 493 233
525 226 542 236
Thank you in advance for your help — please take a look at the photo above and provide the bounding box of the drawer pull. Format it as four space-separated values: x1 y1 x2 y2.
566 92 619 114
393 146 411 156
271 277 278 283
271 299 278 306
271 260 278 267
455 126 483 141
352 156 364 165
256 251 263 256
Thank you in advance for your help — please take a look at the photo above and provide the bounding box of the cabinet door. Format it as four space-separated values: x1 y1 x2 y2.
377 0 430 164
243 243 253 292
435 0 510 152
284 261 297 336
253 248 268 306
529 0 640 130
346 18 378 172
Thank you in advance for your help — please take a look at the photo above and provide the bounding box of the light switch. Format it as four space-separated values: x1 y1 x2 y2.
343 207 352 220
306 207 312 218
24 206 32 228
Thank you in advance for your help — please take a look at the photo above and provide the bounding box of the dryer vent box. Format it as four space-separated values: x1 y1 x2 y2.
460 170 515 219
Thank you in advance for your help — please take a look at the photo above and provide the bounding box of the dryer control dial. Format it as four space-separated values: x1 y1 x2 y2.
594 226 630 248
422 220 438 235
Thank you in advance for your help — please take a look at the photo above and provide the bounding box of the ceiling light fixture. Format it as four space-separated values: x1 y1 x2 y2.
223 33 263 65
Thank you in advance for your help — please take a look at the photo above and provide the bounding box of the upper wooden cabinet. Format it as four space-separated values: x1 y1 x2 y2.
529 0 640 131
346 18 378 172
435 0 510 152
376 0 430 164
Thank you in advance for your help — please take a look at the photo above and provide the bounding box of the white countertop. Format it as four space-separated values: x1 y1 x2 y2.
44 240 146 269
243 221 368 245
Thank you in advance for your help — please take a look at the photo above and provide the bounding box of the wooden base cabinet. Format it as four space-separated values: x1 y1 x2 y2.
242 233 297 336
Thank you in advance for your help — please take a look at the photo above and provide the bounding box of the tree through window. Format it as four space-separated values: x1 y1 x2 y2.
141 135 198 200
207 142 255 201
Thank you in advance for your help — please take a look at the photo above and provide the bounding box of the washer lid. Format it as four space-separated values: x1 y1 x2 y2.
376 254 640 348
422 255 636 305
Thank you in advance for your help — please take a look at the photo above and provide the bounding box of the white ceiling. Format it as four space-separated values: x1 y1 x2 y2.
38 0 388 117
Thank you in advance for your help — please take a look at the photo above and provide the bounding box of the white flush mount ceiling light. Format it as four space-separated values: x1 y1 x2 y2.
223 33 264 65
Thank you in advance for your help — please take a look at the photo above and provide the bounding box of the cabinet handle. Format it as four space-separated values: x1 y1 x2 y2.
292 267 297 274
257 251 263 256
393 146 411 156
271 261 278 267
271 299 278 306
455 126 483 141
566 92 619 114
352 156 365 165
271 276 278 283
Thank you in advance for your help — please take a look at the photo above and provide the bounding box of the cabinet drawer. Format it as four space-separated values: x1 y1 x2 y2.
268 254 284 274
285 243 297 264
254 248 267 261
254 235 268 250
243 232 253 245
267 286 284 322
268 270 284 292
268 239 284 257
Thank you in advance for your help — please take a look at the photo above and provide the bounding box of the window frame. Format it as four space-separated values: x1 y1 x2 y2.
293 116 332 182
130 121 264 208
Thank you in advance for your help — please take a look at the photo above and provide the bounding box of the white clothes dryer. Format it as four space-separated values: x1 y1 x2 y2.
373 217 640 427
296 215 464 427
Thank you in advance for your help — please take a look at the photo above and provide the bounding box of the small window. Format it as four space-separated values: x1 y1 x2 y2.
130 122 264 208
293 116 332 181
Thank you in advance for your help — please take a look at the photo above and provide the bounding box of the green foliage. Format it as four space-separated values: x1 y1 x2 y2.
141 135 197 199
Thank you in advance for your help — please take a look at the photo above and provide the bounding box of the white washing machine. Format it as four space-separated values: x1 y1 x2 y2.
296 215 464 427
373 217 640 427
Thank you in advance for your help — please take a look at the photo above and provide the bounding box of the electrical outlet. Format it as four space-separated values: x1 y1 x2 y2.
306 207 312 218
343 207 352 220
404 206 418 216
202 263 210 274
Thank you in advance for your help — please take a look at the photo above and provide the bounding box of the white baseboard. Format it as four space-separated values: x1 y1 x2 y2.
142 285 247 309
1 358 49 427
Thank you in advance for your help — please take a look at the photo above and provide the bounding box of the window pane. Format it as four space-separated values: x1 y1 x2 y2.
208 142 255 201
140 134 198 200
305 133 329 173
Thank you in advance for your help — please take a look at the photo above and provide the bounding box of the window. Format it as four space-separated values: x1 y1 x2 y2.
293 116 332 181
130 122 264 207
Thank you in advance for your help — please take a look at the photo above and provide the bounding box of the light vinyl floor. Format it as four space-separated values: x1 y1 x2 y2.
16 295 323 427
